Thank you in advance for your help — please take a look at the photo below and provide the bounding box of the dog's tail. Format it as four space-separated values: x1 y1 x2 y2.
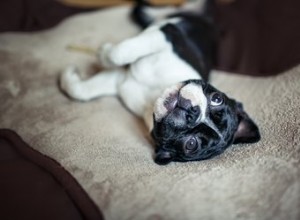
131 0 154 29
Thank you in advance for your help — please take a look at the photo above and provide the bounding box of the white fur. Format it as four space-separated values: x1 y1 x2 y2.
180 83 208 122
61 66 125 101
60 19 201 130
153 83 184 122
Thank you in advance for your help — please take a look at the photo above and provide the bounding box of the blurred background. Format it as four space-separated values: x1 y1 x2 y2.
0 0 299 75
0 0 185 32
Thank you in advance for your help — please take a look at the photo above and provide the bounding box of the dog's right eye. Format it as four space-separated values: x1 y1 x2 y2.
185 137 198 152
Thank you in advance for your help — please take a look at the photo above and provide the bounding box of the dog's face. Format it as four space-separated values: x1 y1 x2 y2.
151 80 260 165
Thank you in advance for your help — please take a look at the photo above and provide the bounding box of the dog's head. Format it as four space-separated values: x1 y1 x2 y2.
151 80 260 165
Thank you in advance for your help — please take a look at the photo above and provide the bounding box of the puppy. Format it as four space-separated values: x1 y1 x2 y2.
60 1 260 165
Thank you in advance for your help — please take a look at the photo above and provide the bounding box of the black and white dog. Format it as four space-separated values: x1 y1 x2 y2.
60 0 260 165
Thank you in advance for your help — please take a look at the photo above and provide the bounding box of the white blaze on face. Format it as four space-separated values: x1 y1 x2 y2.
154 83 183 121
179 83 208 121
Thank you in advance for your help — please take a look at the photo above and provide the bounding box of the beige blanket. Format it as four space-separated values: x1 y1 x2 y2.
0 5 299 220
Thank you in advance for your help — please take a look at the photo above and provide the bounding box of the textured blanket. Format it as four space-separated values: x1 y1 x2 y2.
0 5 299 220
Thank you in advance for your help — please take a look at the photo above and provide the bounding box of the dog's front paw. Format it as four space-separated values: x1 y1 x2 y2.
97 43 116 69
60 66 85 101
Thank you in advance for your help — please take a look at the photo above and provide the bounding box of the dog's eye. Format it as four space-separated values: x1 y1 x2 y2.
210 92 223 106
185 137 198 151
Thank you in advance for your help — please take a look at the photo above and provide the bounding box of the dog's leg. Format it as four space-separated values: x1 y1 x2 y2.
98 30 168 68
60 66 124 101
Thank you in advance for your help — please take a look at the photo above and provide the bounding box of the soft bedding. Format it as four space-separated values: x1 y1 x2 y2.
0 3 299 220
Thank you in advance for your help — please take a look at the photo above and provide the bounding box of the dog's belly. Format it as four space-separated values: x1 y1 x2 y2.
130 48 201 89
118 48 201 120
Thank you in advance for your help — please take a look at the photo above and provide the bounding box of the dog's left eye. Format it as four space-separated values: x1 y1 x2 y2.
210 92 223 106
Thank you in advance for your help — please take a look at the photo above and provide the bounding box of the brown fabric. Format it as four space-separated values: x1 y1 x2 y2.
216 0 300 75
0 0 93 32
0 129 104 220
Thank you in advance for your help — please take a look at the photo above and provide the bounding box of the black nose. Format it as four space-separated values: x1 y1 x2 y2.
186 106 201 124
177 96 192 110
190 106 200 116
176 96 201 125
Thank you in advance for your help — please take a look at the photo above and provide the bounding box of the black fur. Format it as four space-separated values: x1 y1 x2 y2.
132 1 217 82
152 80 261 165
131 0 153 29
160 15 217 82
131 1 260 165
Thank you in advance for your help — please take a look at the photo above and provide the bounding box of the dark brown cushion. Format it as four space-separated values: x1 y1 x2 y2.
0 0 93 32
0 129 104 220
216 0 300 75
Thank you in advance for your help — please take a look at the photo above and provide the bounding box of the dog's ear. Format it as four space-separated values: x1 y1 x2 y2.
233 102 261 144
154 148 174 165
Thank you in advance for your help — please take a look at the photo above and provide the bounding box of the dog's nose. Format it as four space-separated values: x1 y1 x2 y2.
177 97 201 122
190 105 200 116
177 96 190 109
186 106 201 125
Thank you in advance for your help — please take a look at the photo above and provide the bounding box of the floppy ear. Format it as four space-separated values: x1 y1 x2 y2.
233 102 261 144
154 148 174 165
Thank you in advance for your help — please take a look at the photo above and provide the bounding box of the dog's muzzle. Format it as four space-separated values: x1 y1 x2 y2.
154 82 207 123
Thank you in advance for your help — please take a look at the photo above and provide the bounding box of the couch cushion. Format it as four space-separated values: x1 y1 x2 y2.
0 4 299 220
0 129 103 220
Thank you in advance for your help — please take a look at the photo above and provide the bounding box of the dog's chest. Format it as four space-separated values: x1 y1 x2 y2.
130 47 201 89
